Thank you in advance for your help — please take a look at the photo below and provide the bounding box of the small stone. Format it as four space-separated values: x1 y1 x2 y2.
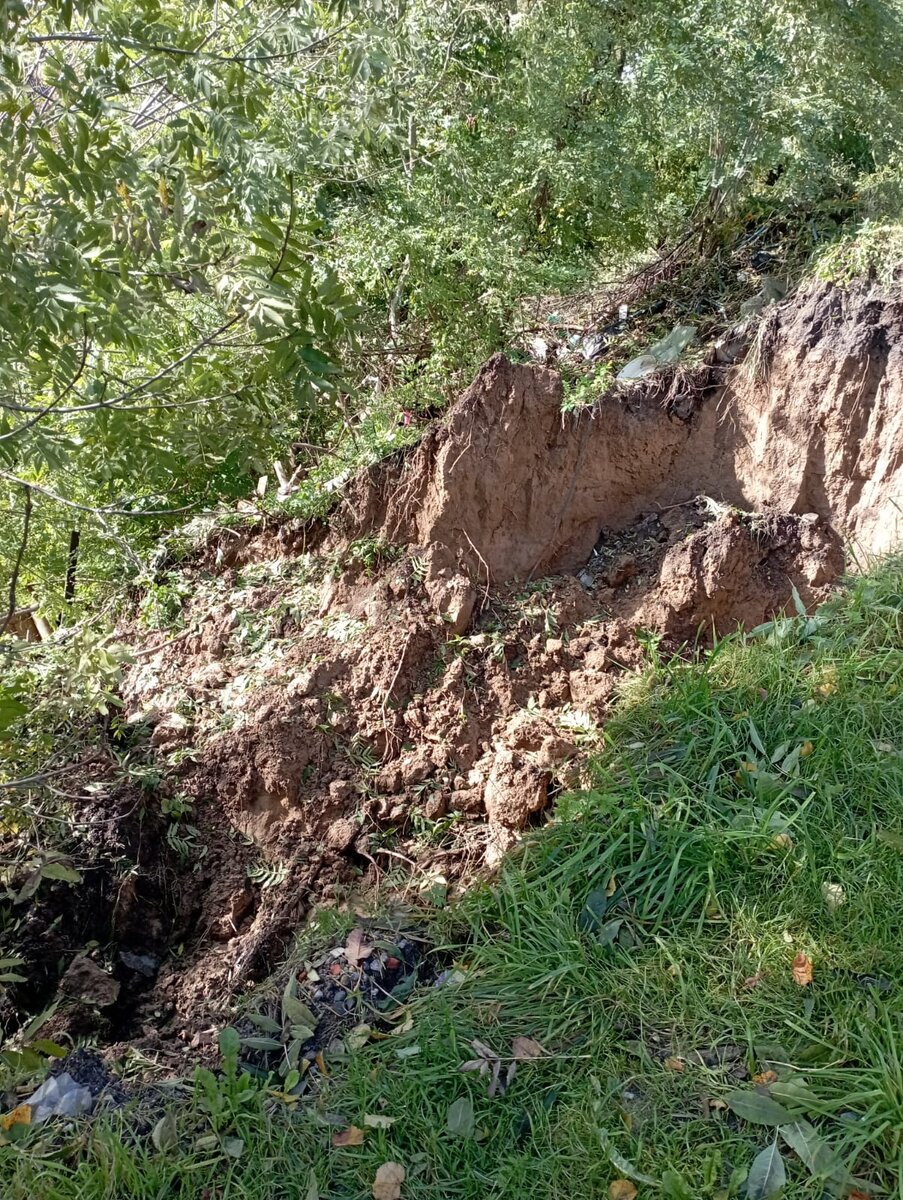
603 554 638 588
423 792 447 821
326 818 357 851
118 951 159 977
329 962 343 977
313 988 324 1001
386 956 400 970
334 989 346 1002
59 956 120 1008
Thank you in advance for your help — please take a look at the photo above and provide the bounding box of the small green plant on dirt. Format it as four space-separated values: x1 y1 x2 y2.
560 362 616 413
160 792 193 820
138 575 192 630
230 606 281 654
557 706 604 748
166 822 206 866
192 1027 264 1138
410 554 427 585
235 975 320 1085
246 861 289 891
332 536 403 580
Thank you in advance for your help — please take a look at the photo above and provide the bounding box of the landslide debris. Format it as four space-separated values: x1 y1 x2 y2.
7 277 902 1054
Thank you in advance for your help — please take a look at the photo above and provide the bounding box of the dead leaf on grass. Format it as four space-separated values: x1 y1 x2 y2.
792 952 813 987
663 1057 685 1073
460 1058 488 1074
609 1182 638 1200
151 1111 178 1152
364 1114 396 1129
753 1071 778 1085
511 1036 545 1061
471 1038 498 1060
372 1161 405 1200
332 1126 366 1147
346 1024 372 1051
345 927 373 965
0 1105 31 1131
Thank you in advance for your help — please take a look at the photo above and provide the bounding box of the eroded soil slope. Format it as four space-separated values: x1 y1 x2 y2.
8 279 902 1054
343 281 903 575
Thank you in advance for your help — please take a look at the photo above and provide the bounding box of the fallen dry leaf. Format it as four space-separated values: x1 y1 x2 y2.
847 1192 870 1200
372 1161 405 1200
332 1126 366 1147
459 1058 488 1074
0 1105 31 1131
742 971 766 990
364 1114 395 1129
608 1182 638 1200
663 1056 685 1072
345 927 373 965
511 1036 545 1061
471 1038 499 1061
792 951 814 987
606 874 618 898
752 1070 778 1085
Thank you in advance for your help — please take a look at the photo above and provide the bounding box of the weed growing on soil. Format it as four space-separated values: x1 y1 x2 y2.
4 560 903 1197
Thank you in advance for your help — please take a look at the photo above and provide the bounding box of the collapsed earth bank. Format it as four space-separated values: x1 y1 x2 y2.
8 279 903 1055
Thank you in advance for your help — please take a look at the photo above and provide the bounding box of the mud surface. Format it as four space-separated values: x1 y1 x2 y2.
4 279 901 1059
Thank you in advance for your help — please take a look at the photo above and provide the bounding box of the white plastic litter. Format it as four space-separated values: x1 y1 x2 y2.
617 324 696 381
26 1073 95 1123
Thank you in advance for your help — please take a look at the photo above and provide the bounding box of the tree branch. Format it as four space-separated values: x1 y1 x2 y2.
269 172 296 281
0 329 90 443
0 486 33 638
0 471 196 518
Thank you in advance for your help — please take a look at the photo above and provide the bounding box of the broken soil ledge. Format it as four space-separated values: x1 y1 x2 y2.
4 278 903 1071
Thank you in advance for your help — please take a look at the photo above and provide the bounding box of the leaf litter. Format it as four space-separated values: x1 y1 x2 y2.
372 1161 405 1200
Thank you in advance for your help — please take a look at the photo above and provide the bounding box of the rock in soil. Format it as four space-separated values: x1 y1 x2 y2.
59 956 121 1008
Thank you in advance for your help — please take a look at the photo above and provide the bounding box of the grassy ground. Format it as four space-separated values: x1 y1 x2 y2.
5 560 903 1199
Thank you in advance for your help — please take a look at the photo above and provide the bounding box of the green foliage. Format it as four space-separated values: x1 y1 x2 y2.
2 0 903 614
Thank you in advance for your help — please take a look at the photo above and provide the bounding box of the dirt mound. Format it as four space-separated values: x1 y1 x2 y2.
8 279 900 1053
342 281 903 578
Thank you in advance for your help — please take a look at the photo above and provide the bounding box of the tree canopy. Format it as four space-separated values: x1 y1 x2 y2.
2 0 903 611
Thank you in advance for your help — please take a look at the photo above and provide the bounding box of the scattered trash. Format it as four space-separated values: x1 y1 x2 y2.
792 951 814 986
617 324 697 380
26 1073 94 1124
529 336 550 362
821 881 846 913
582 334 606 361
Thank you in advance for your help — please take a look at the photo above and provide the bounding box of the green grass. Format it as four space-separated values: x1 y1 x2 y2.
5 561 903 1198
